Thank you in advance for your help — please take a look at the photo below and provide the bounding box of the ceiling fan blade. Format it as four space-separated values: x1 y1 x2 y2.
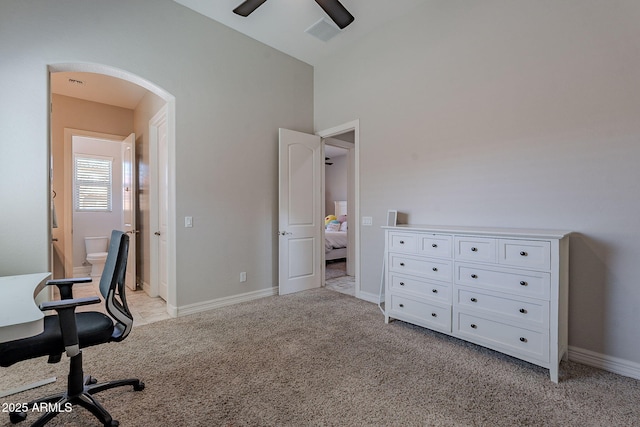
233 0 268 17
315 0 355 29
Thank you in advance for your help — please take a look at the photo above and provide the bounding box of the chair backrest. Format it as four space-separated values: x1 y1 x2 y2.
99 230 133 341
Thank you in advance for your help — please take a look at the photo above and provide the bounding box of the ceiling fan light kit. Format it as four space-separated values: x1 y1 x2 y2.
233 0 354 30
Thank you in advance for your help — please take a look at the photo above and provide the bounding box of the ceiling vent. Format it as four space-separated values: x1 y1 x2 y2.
305 18 342 42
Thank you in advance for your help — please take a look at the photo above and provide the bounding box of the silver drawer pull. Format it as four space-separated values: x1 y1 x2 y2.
471 274 478 279
471 247 478 252
400 262 405 266
399 240 405 244
520 337 528 343
399 303 404 308
520 281 528 286
432 267 438 272
432 289 438 293
399 282 405 286
431 312 437 317
470 297 477 302
520 251 528 256
471 324 477 329
432 243 438 248
519 308 527 314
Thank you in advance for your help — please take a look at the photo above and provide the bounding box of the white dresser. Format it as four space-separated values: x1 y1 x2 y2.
383 225 571 382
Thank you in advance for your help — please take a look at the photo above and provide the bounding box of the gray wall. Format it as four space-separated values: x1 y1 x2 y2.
0 1 313 306
314 0 640 365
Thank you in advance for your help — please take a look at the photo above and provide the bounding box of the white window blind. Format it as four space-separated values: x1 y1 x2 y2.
74 155 113 211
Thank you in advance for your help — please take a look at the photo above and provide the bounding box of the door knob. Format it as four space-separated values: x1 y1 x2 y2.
126 230 140 235
154 231 161 236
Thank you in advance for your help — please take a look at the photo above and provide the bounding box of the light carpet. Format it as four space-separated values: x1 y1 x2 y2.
1 288 639 426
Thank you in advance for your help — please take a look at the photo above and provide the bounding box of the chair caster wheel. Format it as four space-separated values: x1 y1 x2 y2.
9 411 27 424
107 420 119 426
133 381 145 391
88 376 98 384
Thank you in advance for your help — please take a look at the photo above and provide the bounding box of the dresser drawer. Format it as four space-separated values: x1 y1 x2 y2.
456 287 549 328
417 234 452 258
388 232 417 254
456 263 550 299
455 311 549 362
499 239 551 270
389 253 453 282
390 273 451 303
454 236 497 263
390 294 451 332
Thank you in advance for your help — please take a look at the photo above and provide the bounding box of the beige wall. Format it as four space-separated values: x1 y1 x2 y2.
0 1 313 309
315 0 640 365
50 94 135 277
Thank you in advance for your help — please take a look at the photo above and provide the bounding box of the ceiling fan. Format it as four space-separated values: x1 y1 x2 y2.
233 0 355 29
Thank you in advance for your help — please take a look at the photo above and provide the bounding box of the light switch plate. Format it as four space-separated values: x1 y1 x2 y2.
185 216 193 228
362 216 373 226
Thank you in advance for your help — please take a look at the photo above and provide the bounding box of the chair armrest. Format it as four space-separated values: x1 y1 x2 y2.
46 277 92 300
40 296 101 311
46 277 93 286
39 296 101 357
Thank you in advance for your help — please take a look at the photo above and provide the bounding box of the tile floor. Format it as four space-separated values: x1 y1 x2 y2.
325 274 355 296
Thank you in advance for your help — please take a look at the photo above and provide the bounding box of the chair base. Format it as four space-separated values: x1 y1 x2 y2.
9 375 145 427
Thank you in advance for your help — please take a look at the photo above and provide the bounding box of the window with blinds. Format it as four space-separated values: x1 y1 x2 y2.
74 155 113 212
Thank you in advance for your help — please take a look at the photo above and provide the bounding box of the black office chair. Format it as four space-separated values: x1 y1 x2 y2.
0 230 144 427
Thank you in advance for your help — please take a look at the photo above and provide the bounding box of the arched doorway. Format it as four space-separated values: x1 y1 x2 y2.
48 63 177 318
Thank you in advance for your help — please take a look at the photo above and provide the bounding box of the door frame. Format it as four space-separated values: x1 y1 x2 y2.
317 120 360 299
149 105 168 300
62 128 129 280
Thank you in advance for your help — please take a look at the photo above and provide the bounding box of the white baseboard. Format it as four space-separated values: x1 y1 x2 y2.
175 286 278 317
357 290 381 304
569 346 640 380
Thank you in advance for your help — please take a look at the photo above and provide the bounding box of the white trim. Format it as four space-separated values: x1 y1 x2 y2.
317 120 360 299
357 290 380 305
175 287 279 317
148 105 168 300
569 346 640 380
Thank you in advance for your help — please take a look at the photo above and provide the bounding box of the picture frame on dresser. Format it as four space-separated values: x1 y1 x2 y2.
382 224 571 383
386 210 397 227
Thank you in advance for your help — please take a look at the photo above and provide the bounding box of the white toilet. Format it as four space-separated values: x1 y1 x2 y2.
85 236 109 278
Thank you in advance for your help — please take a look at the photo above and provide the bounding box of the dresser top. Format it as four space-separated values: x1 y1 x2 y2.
382 224 572 239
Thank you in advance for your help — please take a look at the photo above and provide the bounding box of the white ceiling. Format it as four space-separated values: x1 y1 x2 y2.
173 0 428 66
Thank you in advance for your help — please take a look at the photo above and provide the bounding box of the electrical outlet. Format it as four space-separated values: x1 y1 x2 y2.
240 272 247 282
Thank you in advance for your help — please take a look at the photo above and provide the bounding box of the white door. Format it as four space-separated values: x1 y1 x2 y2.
121 133 137 291
156 113 169 301
278 128 323 295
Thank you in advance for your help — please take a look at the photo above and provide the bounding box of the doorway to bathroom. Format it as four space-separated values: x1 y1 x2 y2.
61 130 137 290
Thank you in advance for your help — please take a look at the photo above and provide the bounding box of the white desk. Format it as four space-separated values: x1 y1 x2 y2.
0 273 51 343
